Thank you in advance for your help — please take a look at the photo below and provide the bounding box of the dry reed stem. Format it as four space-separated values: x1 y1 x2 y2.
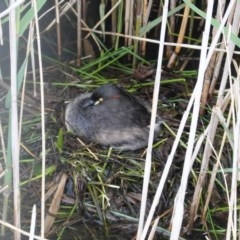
77 138 99 161
167 1 192 69
201 0 227 113
1 1 240 239
9 1 21 239
225 3 240 237
29 205 37 240
136 1 169 239
0 116 8 236
141 0 153 56
19 6 35 142
187 1 240 237
55 0 62 58
81 27 240 54
76 0 82 66
111 0 117 45
166 0 176 58
124 1 131 46
43 0 75 32
0 0 24 19
0 220 48 240
171 1 215 238
32 0 46 238
44 173 68 234
201 106 230 222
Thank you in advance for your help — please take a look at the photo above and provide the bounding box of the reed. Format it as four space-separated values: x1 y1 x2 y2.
0 1 240 239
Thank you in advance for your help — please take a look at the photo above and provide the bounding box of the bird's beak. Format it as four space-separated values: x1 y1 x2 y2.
94 97 104 105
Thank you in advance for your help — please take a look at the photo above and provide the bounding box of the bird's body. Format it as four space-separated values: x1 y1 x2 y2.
65 84 161 151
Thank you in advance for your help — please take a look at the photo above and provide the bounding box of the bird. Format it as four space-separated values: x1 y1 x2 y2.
65 84 161 151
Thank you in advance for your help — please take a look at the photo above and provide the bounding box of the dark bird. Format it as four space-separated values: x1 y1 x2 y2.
65 84 161 151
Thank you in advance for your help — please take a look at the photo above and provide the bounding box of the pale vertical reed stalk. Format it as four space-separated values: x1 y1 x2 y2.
55 0 61 58
9 0 21 239
0 118 7 175
77 0 82 66
133 0 142 68
207 0 226 98
136 0 169 239
227 66 238 240
166 0 176 57
187 1 238 231
201 105 231 222
139 65 199 239
0 114 8 237
99 2 106 41
30 25 37 97
0 2 25 237
29 205 36 240
124 1 130 46
128 0 133 47
114 0 123 50
225 2 240 238
32 0 46 238
141 0 152 56
167 0 192 69
0 19 2 44
124 1 133 47
170 1 214 239
111 0 117 45
147 216 160 240
19 4 35 144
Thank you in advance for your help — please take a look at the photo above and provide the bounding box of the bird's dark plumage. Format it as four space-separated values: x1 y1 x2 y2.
65 84 161 151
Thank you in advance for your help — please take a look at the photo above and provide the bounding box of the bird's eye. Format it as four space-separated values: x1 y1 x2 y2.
94 97 104 105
